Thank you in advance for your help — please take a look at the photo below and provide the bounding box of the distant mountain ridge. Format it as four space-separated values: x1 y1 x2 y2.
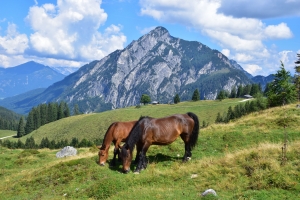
2 26 259 114
0 61 65 99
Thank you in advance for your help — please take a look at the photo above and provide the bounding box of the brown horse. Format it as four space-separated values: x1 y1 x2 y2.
121 112 199 173
98 121 136 166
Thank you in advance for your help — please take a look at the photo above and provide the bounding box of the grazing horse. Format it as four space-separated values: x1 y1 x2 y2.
121 112 200 173
98 121 136 166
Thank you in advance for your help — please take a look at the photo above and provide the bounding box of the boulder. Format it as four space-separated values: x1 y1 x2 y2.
56 146 77 158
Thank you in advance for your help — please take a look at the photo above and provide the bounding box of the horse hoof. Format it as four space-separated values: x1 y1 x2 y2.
187 157 191 160
133 171 140 174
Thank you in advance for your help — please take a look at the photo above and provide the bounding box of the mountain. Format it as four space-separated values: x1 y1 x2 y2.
3 26 254 114
51 66 79 76
0 61 65 99
251 74 275 90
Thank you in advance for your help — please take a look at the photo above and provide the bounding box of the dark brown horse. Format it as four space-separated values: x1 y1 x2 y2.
98 121 136 166
121 112 199 173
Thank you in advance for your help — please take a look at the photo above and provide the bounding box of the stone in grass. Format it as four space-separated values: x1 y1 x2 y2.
56 146 77 158
201 189 217 196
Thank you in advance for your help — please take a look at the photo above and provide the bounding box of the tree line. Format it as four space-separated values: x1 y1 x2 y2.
17 101 77 138
0 136 102 150
216 60 299 123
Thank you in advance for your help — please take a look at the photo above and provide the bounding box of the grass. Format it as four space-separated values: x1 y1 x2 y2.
0 103 300 199
9 99 246 144
0 130 16 138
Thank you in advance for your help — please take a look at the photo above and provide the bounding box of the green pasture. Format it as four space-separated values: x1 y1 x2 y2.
0 130 16 139
10 99 247 145
0 103 299 199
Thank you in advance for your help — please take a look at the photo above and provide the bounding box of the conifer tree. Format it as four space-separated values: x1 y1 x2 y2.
73 104 80 115
266 62 297 107
237 85 244 97
192 89 200 101
17 116 25 138
295 53 300 102
25 110 34 134
230 86 237 98
174 94 180 104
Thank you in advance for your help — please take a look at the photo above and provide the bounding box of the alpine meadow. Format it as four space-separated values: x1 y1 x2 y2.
0 2 300 198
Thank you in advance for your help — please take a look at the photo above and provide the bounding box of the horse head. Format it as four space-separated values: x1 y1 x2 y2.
121 144 132 173
98 145 108 166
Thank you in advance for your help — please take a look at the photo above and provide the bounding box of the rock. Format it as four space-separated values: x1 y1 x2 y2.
201 189 217 196
56 146 77 158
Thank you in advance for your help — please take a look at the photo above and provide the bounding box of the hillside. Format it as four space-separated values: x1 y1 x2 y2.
0 103 299 199
11 99 248 144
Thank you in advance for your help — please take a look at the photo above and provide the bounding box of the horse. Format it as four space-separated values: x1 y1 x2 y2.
121 112 199 173
98 120 136 166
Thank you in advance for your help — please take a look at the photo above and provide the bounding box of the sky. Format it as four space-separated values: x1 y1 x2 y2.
0 0 299 76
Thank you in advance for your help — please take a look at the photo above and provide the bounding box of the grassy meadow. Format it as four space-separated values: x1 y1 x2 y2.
9 99 246 144
0 101 300 199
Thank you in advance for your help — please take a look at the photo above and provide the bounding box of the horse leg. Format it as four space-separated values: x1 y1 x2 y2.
135 143 150 173
182 143 192 162
134 143 142 164
110 147 119 166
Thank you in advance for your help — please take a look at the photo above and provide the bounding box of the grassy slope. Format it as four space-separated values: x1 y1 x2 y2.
0 130 16 138
0 103 299 199
11 99 246 144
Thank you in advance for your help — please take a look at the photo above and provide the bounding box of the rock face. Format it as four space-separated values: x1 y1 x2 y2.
56 146 77 158
6 26 253 114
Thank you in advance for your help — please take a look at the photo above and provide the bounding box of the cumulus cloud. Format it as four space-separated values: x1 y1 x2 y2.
244 64 262 75
139 0 296 76
218 0 300 19
221 49 230 57
25 0 126 62
0 23 29 55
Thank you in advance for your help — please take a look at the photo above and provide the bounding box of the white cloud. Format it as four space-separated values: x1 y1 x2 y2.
0 23 29 55
264 23 292 39
25 0 126 61
139 0 296 76
243 64 262 75
221 49 230 57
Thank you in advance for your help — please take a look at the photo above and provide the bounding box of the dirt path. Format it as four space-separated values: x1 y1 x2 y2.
0 135 15 140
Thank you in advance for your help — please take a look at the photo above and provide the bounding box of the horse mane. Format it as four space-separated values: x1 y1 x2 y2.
121 116 149 157
101 122 116 148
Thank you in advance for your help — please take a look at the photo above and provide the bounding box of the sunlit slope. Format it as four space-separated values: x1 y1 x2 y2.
14 99 246 144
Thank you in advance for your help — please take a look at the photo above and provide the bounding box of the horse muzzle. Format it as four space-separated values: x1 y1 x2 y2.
99 162 105 166
123 168 130 174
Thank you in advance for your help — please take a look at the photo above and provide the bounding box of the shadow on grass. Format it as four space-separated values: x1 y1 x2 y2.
101 153 181 173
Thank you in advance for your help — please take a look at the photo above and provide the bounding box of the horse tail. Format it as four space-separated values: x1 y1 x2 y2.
187 112 200 150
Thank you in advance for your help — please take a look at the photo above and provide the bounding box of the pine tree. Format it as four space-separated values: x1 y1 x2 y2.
266 61 297 107
64 102 70 117
174 94 180 104
58 102 65 120
230 86 237 98
25 110 34 135
73 104 80 115
237 85 243 97
216 90 226 101
192 89 200 101
295 53 300 102
40 104 48 126
17 117 25 138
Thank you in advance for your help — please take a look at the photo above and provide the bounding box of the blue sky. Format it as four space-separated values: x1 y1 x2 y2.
0 0 299 76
